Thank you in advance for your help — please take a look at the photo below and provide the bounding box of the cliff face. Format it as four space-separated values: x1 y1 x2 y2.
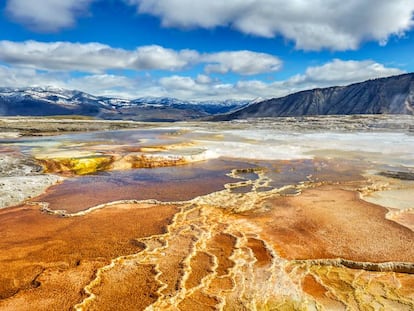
217 73 414 120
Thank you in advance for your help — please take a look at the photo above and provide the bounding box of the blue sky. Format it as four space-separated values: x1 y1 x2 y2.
0 0 413 100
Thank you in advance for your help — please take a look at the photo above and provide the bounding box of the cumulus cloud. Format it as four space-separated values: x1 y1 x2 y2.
157 75 236 100
133 45 199 70
160 75 197 90
0 65 139 97
0 41 128 72
152 75 284 100
6 0 94 32
287 59 405 88
128 0 414 50
203 51 281 75
6 1 414 50
0 57 404 101
0 41 198 72
0 40 281 75
195 74 212 84
150 59 406 100
66 74 136 94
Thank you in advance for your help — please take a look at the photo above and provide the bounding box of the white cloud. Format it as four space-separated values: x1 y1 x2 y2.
159 75 199 90
0 65 66 87
0 40 282 75
0 41 128 72
195 74 212 84
0 59 405 101
0 41 198 72
66 74 136 95
203 51 281 75
287 59 405 88
0 65 140 97
6 1 414 51
148 59 406 100
6 0 94 32
128 0 246 28
129 0 414 50
132 45 199 70
148 75 284 100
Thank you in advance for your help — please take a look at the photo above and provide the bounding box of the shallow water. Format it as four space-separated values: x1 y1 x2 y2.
34 159 244 212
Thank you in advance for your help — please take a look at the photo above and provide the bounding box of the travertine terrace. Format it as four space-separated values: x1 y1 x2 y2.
0 116 414 310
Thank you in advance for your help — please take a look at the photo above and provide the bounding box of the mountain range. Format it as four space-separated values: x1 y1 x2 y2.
0 87 249 121
214 73 414 120
1 73 413 121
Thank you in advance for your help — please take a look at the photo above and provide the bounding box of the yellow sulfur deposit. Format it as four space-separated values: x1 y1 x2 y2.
37 155 114 175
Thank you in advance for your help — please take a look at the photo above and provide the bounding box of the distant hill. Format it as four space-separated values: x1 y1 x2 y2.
0 87 249 121
213 73 414 120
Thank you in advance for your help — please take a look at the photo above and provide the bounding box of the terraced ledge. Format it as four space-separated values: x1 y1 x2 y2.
3 163 413 310
36 199 181 217
292 258 414 274
73 203 196 310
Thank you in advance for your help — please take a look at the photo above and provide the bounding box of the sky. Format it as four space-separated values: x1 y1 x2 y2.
0 0 413 101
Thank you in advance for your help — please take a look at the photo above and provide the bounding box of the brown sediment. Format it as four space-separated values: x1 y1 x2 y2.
245 186 414 262
208 277 234 292
297 268 347 310
2 156 414 309
300 272 348 310
157 234 197 297
0 202 179 310
205 233 237 277
84 264 160 311
399 274 414 298
3 182 414 310
178 289 219 310
247 237 273 268
186 251 215 289
302 274 329 298
0 260 105 311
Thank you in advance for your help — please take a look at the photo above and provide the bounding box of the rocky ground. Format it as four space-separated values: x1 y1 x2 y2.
0 117 156 137
0 153 63 208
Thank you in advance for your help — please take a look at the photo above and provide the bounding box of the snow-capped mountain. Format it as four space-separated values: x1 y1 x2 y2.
104 95 249 112
0 87 104 105
0 87 251 121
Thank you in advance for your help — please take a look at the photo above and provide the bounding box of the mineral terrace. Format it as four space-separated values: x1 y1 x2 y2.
0 115 413 310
